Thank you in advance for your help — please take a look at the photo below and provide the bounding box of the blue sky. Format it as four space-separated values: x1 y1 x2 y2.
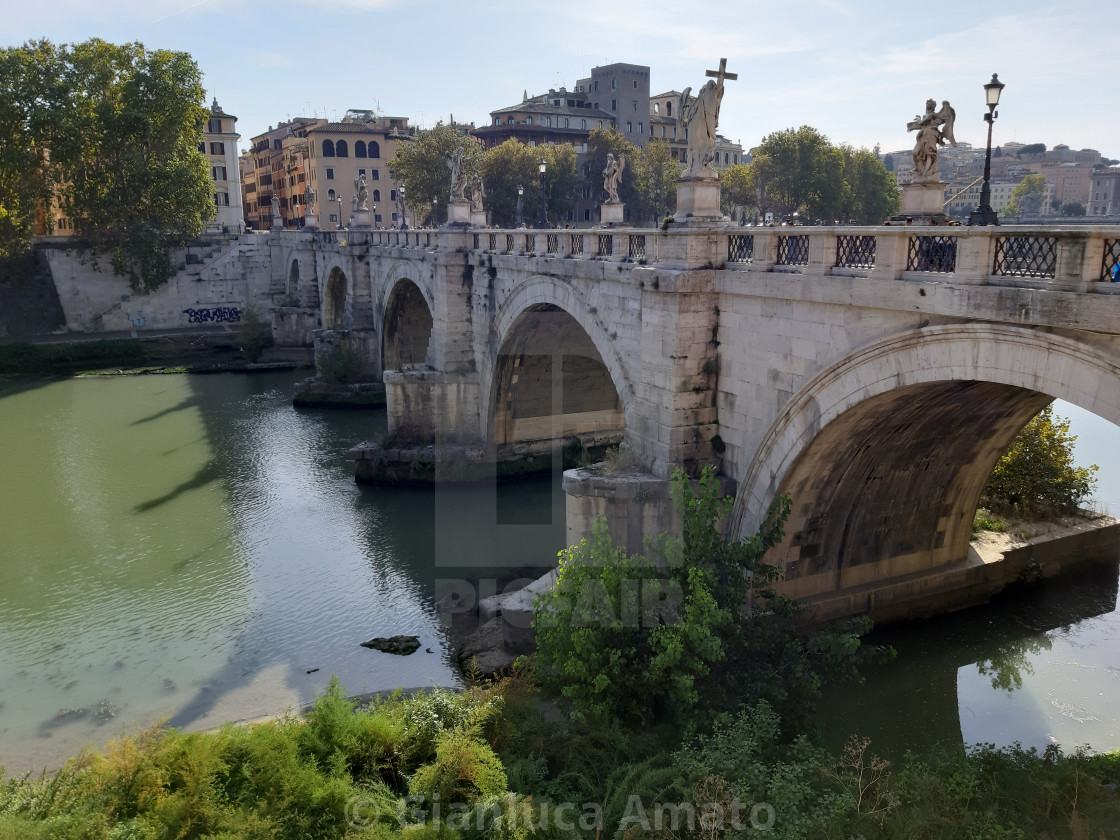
7 0 1118 158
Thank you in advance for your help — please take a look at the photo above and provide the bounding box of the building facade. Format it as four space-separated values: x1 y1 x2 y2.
305 111 415 229
1089 170 1120 218
243 117 324 231
203 99 244 232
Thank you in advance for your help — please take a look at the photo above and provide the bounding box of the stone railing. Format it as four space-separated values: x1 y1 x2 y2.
295 224 1120 291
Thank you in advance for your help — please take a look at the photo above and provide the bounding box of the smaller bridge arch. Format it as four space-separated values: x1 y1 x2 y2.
322 265 349 330
382 277 435 371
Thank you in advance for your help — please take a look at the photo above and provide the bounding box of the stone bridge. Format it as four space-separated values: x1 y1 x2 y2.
273 221 1120 621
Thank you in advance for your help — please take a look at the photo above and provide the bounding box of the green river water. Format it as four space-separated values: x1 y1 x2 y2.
0 371 1117 774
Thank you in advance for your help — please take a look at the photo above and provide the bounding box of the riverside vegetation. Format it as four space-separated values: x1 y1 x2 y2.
2 435 1117 838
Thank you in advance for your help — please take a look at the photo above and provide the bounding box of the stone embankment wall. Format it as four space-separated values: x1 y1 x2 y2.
20 234 278 337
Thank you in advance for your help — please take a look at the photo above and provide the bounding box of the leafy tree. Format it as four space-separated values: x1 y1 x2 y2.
0 39 213 290
720 162 756 221
1003 174 1049 219
388 122 480 226
980 405 1098 518
479 138 542 227
631 139 678 224
1016 143 1046 157
1061 200 1086 217
835 145 901 224
539 141 580 226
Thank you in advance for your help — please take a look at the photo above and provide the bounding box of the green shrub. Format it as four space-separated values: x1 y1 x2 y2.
409 731 508 808
318 344 367 384
981 406 1097 518
237 307 273 363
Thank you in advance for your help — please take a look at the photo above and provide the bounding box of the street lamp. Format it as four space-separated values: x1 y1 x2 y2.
398 183 408 230
538 157 547 229
516 184 524 227
968 73 1005 226
336 195 343 230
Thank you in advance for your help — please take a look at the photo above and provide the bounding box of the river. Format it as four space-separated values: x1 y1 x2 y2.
0 374 1116 774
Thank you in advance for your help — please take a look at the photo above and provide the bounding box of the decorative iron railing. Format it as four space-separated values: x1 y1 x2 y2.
835 235 876 269
628 235 646 261
472 233 479 250
728 234 754 263
776 234 809 266
906 235 957 273
571 234 585 256
488 233 497 251
547 234 559 254
504 234 514 253
598 234 613 257
1100 239 1120 282
993 235 1057 279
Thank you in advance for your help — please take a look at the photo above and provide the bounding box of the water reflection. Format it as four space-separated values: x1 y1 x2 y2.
819 563 1120 759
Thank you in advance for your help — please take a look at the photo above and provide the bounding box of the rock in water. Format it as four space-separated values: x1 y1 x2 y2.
360 635 421 655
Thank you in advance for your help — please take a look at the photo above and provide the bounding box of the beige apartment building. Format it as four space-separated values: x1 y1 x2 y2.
1089 170 1120 217
204 99 244 232
243 117 323 231
305 111 415 229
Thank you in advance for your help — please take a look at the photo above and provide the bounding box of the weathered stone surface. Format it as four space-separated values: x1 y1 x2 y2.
457 619 518 677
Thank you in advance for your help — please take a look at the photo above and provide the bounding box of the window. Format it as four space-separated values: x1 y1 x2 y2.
211 165 227 180
666 101 672 117
355 140 367 158
373 189 381 202
198 141 205 153
638 123 643 134
208 118 222 133
392 212 398 222
611 99 616 110
326 168 334 180
327 189 336 201
375 214 383 223
507 117 514 124
527 116 533 125
322 139 335 157
653 103 659 115
390 189 396 201
564 118 569 128
371 169 379 180
358 168 366 176
209 142 225 155
633 101 638 111
594 80 599 91
581 119 587 129
585 208 591 221
214 192 229 206
335 140 348 157
633 79 638 89
330 214 338 223
544 117 551 127
626 122 632 133
368 141 380 158
611 78 616 89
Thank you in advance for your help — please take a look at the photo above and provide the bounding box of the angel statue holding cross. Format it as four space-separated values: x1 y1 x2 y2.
679 58 736 179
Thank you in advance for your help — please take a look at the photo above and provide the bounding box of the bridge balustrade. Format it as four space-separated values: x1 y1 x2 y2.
547 234 559 255
728 234 754 264
571 233 585 256
776 234 809 266
907 235 958 274
835 235 876 269
628 235 646 262
1101 239 1120 282
597 234 613 258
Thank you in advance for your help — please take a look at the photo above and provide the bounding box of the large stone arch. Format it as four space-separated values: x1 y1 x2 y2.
382 277 435 371
730 323 1120 601
484 278 634 452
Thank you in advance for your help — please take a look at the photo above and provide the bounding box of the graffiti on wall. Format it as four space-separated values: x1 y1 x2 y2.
183 307 242 324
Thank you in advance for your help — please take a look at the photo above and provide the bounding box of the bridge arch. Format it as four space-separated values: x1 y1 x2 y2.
485 278 633 452
382 277 434 371
730 323 1120 600
322 265 349 330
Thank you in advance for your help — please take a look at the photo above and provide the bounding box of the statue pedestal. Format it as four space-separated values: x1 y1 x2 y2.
470 210 487 227
894 181 950 224
304 214 319 231
350 209 372 229
674 177 725 224
600 202 625 225
271 214 283 232
446 200 471 226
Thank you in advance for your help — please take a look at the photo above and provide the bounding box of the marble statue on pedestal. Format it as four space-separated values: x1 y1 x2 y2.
304 185 316 216
354 173 369 211
678 58 735 179
602 153 626 204
907 99 956 183
270 194 280 217
470 173 485 213
446 148 467 202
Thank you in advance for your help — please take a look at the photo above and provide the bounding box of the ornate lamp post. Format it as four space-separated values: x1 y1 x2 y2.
538 158 547 229
398 183 408 230
335 195 343 230
516 184 524 227
968 73 1005 226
